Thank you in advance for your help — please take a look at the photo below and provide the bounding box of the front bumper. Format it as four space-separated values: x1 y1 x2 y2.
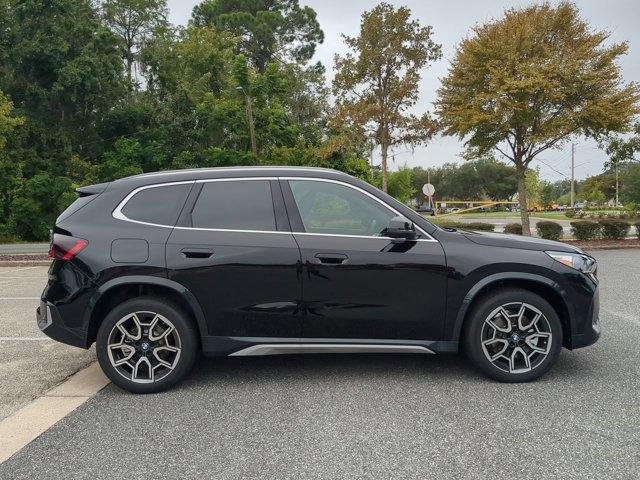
568 285 601 349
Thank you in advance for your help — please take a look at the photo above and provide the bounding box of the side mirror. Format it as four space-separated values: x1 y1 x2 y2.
385 215 417 240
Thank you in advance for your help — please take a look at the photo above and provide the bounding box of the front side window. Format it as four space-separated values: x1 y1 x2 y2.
121 183 192 226
191 180 276 231
289 180 395 237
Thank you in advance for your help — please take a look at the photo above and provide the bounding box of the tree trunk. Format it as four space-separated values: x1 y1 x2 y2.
516 161 531 236
380 143 388 193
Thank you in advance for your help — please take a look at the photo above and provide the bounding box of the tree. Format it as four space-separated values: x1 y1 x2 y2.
525 169 542 209
0 91 24 220
601 121 639 205
102 0 169 90
0 0 126 164
386 166 415 204
0 91 23 151
333 2 441 193
474 158 517 201
436 2 640 235
622 163 640 205
191 0 324 72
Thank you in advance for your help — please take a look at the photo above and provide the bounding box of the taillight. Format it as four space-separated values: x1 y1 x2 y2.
48 234 88 261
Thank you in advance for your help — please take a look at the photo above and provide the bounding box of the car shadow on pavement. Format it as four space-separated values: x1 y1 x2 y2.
167 348 601 392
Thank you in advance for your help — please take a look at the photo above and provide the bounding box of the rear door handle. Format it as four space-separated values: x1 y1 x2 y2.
314 253 349 265
180 248 214 259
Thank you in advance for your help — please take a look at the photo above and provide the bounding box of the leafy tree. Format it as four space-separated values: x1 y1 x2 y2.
0 91 24 220
525 169 542 209
474 158 517 201
333 2 441 193
191 0 324 72
436 3 640 235
281 62 330 144
0 0 126 165
102 0 169 89
0 91 23 150
601 121 639 205
578 172 616 204
622 163 640 205
387 166 416 204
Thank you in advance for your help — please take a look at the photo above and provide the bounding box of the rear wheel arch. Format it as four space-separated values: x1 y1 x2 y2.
85 277 207 348
455 275 573 349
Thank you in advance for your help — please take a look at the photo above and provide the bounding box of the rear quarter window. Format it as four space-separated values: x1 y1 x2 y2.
119 183 193 226
57 195 98 223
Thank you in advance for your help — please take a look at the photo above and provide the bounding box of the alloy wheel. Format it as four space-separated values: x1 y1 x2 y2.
107 311 181 383
480 302 553 374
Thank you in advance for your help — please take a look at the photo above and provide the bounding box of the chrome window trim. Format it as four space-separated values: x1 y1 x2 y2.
112 176 438 242
282 177 436 242
112 180 196 228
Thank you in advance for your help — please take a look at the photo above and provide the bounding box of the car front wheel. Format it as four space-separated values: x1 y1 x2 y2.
464 288 563 382
96 296 198 393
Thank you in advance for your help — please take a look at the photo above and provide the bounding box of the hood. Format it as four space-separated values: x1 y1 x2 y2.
456 229 582 253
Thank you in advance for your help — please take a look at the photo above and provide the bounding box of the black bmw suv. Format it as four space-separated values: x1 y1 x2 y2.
38 167 600 393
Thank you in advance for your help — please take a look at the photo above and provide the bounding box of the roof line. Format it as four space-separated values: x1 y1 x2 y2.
130 166 344 179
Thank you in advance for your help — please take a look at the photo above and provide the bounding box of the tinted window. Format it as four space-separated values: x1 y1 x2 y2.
191 180 276 231
289 180 395 237
121 183 192 226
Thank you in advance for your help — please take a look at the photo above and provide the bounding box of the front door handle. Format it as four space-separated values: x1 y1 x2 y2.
181 248 214 259
314 253 349 265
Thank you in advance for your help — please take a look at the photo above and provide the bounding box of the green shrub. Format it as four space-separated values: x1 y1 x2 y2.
504 223 523 235
565 208 576 218
436 221 495 232
599 220 630 240
0 224 19 243
536 221 563 240
570 220 601 241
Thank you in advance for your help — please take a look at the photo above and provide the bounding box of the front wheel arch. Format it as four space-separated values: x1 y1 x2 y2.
454 275 573 350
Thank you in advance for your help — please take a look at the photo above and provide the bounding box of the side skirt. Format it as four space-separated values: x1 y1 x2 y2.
202 336 459 356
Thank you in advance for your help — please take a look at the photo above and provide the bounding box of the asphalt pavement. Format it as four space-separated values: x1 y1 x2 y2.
0 266 95 420
0 250 638 479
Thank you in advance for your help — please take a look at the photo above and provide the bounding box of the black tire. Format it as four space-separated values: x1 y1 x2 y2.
96 296 198 393
463 288 563 383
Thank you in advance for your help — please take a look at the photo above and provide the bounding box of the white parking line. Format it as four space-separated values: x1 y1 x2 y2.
0 297 40 300
0 362 110 464
0 337 52 341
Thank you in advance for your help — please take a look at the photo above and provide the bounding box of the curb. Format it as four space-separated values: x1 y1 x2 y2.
0 362 110 464
0 260 51 267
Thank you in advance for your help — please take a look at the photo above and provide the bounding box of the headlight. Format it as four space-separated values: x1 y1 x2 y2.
546 251 597 274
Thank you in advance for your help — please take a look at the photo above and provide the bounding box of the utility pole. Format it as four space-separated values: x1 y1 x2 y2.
615 161 619 207
237 86 257 155
570 143 575 207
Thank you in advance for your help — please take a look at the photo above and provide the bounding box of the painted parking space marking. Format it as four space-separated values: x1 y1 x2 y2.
0 297 40 300
0 337 52 341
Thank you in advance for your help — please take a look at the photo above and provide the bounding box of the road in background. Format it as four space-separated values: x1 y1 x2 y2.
0 250 638 478
0 244 49 255
434 215 574 235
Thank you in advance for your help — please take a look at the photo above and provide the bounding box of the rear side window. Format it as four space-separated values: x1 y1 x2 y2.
191 180 276 231
121 183 192 226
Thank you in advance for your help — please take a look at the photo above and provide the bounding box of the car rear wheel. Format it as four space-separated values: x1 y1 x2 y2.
96 297 197 393
464 288 563 382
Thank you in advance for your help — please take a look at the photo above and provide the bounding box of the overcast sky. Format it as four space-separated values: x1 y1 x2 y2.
166 0 639 182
